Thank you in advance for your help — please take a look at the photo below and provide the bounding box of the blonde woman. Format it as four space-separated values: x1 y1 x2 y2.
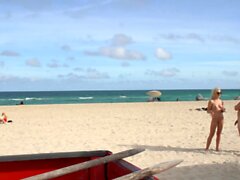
234 102 240 135
205 88 225 151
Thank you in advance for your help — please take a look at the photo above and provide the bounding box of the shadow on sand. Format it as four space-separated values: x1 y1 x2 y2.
118 144 240 179
155 162 240 180
119 144 240 156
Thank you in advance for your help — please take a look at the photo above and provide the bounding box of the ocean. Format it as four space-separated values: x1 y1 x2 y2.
0 89 239 106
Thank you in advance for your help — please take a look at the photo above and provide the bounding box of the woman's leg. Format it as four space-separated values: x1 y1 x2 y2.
206 120 217 150
216 119 223 151
238 119 240 136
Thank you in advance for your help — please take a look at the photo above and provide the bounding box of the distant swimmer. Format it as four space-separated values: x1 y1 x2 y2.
16 101 24 105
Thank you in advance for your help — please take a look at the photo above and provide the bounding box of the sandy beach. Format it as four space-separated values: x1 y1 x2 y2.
0 101 240 179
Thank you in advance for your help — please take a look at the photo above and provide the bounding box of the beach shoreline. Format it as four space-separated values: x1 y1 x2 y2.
0 101 239 179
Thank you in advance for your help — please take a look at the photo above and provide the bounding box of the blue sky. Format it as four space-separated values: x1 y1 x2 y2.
0 0 239 91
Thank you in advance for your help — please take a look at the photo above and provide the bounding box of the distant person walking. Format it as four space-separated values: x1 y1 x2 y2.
205 88 225 151
234 102 240 136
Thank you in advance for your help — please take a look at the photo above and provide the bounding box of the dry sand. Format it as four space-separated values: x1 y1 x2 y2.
0 101 240 179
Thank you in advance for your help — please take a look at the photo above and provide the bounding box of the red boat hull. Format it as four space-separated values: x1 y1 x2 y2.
0 151 157 180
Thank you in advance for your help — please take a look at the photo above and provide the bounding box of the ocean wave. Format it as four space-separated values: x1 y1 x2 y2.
10 98 24 101
78 97 93 100
25 97 43 101
119 96 127 98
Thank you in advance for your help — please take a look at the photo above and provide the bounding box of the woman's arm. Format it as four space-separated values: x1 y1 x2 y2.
207 100 212 114
221 100 226 112
235 102 240 111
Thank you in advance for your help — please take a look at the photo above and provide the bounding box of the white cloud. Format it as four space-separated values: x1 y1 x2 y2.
66 56 76 61
61 45 71 51
208 35 240 44
159 68 180 77
1 0 54 12
109 47 144 60
155 48 172 60
111 34 133 46
0 50 20 57
26 58 41 67
59 68 109 80
158 33 204 43
198 60 240 67
146 68 180 77
84 34 145 61
58 73 84 80
64 0 120 18
0 74 31 84
73 67 84 71
85 47 145 60
222 71 238 76
84 50 100 56
47 60 68 68
86 68 110 79
158 33 240 44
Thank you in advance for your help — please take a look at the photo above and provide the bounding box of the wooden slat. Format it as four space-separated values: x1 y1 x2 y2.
0 151 110 162
114 159 183 180
22 148 145 180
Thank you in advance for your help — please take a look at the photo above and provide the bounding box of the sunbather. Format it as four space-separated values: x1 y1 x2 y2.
0 112 7 124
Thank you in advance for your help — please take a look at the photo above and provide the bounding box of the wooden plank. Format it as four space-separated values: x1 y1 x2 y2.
22 148 145 180
0 150 110 162
114 159 183 180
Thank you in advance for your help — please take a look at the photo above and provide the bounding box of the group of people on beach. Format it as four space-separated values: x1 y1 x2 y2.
205 87 240 151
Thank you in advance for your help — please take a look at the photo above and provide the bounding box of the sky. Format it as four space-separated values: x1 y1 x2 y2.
0 0 239 91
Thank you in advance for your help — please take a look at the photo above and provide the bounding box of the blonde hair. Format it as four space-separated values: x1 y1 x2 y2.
211 87 221 99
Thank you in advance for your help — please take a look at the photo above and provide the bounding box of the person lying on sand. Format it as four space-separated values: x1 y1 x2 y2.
0 112 12 124
0 112 7 124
